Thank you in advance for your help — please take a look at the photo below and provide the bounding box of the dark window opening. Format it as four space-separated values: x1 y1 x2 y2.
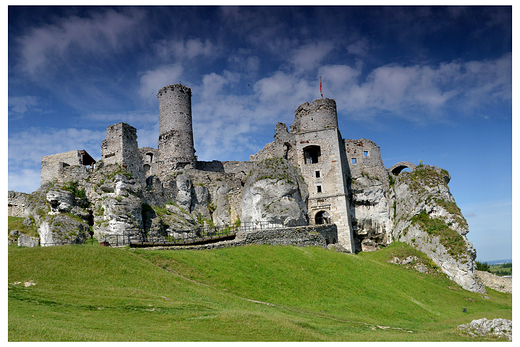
303 145 321 164
146 152 154 163
315 211 330 225
283 143 293 161
317 185 322 193
315 171 320 178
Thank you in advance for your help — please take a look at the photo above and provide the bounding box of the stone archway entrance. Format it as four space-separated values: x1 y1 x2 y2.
388 161 417 176
315 210 331 225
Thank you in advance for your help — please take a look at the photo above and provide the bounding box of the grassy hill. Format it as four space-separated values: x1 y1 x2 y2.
8 242 512 341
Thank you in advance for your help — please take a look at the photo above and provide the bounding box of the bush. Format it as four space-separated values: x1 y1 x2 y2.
476 261 490 272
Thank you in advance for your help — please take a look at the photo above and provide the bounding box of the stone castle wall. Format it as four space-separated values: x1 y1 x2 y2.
290 98 338 133
41 150 84 185
8 191 28 217
101 122 144 182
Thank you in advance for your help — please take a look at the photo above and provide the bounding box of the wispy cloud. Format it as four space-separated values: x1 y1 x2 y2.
17 8 146 77
154 38 219 61
8 96 39 115
138 64 185 103
290 41 335 72
9 127 106 166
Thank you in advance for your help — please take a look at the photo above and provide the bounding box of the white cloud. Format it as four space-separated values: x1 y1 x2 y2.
290 41 335 72
9 127 106 166
155 38 218 61
8 96 39 117
138 64 184 103
8 168 42 194
17 9 145 77
347 38 370 56
84 112 159 125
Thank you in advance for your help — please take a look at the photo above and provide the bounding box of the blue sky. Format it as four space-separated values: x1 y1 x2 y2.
7 6 512 262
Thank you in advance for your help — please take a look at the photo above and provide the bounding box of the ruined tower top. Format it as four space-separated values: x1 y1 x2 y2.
290 98 338 134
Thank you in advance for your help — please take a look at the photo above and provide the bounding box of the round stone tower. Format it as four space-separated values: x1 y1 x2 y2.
157 84 195 176
290 98 338 133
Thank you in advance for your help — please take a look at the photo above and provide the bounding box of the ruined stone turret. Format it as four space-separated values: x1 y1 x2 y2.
157 84 195 178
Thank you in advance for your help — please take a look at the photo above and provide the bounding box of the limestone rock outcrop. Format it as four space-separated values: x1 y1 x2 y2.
349 176 392 251
458 318 512 341
241 158 308 227
391 165 485 293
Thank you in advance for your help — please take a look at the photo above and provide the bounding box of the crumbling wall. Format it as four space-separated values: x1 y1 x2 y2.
41 150 83 185
101 122 144 182
290 98 338 133
344 138 393 251
8 191 28 217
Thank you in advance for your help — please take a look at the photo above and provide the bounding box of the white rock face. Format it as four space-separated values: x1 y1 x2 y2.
393 165 485 293
175 173 193 211
350 177 392 251
241 158 308 227
46 190 74 214
458 318 512 341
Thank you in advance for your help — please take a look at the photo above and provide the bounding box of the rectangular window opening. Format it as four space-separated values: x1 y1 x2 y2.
352 158 357 164
364 151 368 157
315 171 320 178
317 185 322 193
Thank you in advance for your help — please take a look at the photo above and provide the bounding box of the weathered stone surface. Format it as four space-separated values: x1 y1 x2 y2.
475 270 512 294
241 158 308 228
458 318 512 341
17 233 39 247
46 190 75 214
392 165 485 293
175 173 193 211
39 214 90 246
350 176 392 251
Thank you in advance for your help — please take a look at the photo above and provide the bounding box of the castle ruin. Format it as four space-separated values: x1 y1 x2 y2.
38 83 417 253
10 82 485 293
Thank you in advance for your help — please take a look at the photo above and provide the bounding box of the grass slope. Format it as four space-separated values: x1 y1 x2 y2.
8 243 511 341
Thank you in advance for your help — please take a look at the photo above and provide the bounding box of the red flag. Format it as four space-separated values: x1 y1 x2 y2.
320 76 323 98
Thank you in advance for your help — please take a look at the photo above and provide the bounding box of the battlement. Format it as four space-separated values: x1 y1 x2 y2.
157 84 191 98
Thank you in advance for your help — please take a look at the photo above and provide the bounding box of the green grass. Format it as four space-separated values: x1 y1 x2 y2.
8 243 511 341
8 216 39 238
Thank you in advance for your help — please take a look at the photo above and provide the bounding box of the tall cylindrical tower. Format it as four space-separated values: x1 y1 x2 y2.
157 84 195 176
290 98 338 133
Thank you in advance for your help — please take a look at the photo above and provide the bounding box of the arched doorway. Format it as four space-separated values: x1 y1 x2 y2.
315 210 331 225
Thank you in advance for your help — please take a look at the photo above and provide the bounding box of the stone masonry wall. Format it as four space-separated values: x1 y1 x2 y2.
290 98 338 133
41 150 84 185
8 191 29 217
158 84 195 175
101 122 144 182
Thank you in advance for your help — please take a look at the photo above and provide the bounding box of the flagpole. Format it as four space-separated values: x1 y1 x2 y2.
320 76 323 98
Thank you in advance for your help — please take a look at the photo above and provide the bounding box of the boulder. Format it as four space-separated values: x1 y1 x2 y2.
38 214 90 246
458 318 512 341
17 233 39 247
